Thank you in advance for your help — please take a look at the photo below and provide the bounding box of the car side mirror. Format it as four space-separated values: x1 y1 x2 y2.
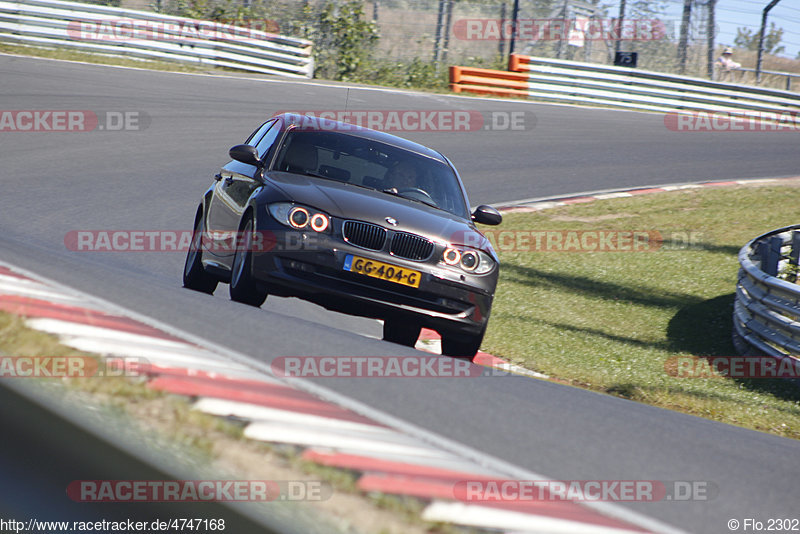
471 205 502 226
229 144 262 167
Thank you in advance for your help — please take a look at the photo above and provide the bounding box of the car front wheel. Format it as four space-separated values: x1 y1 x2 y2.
183 207 218 294
230 215 268 307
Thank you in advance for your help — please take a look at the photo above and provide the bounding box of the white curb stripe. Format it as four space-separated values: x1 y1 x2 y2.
247 419 436 441
422 501 643 534
593 192 634 200
415 338 441 352
660 184 702 191
515 201 565 211
491 362 550 379
145 361 267 380
735 178 778 184
0 275 49 289
25 318 195 350
57 337 246 370
305 447 500 476
0 279 84 302
193 398 380 432
244 422 459 460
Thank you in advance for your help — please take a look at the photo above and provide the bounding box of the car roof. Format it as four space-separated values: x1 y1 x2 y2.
275 112 448 164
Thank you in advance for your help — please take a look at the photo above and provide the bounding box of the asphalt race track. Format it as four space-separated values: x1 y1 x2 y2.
2 54 800 533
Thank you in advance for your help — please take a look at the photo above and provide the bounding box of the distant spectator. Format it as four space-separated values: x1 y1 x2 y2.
715 47 741 81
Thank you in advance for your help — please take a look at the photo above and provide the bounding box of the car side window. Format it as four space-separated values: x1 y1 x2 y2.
254 122 282 166
245 119 276 146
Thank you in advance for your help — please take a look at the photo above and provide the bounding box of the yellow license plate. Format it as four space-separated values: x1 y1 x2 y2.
344 254 421 288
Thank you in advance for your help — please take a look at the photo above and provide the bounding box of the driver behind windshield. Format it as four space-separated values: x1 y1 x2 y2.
281 140 318 175
385 159 422 191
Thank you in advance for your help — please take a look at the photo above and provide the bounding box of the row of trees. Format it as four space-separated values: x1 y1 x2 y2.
735 22 785 56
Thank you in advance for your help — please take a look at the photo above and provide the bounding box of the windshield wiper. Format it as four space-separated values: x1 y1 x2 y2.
381 188 438 208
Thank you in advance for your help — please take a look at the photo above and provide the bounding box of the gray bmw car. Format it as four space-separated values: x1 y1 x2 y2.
183 113 502 357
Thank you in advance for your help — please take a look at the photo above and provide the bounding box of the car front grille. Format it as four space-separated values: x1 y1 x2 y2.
343 221 387 251
390 231 435 261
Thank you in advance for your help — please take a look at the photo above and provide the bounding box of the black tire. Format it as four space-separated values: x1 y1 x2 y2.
383 320 421 347
183 207 218 294
441 329 485 359
230 215 268 307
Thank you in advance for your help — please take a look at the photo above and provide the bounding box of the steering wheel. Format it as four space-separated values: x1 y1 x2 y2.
397 187 436 206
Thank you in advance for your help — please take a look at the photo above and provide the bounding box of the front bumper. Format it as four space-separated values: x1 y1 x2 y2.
251 229 495 336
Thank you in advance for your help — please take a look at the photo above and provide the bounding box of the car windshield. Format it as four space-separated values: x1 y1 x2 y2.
273 129 469 219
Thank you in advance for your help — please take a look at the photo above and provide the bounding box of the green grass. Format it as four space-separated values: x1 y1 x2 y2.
0 42 231 73
482 184 800 439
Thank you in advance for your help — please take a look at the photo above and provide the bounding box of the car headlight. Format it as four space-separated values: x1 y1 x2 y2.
269 203 331 233
441 246 495 275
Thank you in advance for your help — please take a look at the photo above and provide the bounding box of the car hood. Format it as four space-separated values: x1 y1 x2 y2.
265 171 491 249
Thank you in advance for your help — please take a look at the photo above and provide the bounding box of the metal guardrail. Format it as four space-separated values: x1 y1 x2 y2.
717 67 800 92
0 0 313 78
734 225 800 367
450 53 800 115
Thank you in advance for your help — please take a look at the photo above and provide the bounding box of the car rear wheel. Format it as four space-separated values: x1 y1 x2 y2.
230 215 268 307
441 329 484 359
383 320 421 347
183 207 218 294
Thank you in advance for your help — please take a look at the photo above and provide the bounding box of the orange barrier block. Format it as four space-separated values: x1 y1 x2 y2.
449 65 531 98
508 53 531 72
